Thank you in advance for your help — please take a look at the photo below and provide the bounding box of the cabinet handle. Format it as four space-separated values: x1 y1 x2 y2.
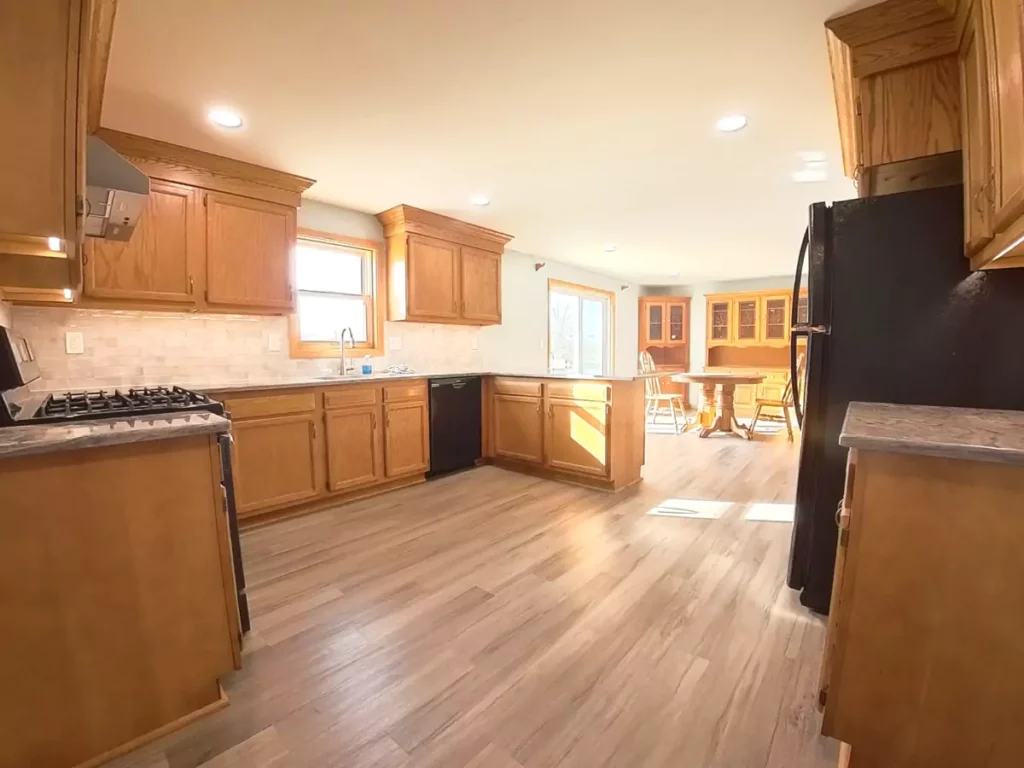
310 423 317 440
371 412 376 429
188 276 194 295
548 404 554 419
987 169 996 203
452 298 458 313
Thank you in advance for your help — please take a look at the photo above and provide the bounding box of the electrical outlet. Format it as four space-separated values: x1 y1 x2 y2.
471 337 479 351
268 333 282 352
65 331 84 355
389 335 402 351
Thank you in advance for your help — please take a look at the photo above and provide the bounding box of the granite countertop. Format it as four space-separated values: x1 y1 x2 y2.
840 402 1024 466
175 371 654 394
0 412 231 459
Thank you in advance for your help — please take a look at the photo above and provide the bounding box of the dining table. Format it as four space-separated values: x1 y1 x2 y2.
670 372 765 439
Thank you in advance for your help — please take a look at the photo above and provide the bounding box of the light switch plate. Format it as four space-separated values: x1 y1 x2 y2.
65 331 84 355
389 335 403 351
268 333 282 353
471 337 479 351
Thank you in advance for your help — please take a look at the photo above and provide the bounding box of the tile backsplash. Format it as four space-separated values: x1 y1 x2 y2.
11 306 485 390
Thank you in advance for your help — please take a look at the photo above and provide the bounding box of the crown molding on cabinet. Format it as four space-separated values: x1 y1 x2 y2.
376 204 513 253
95 128 316 207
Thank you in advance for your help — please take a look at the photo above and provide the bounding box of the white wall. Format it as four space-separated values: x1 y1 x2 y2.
641 276 794 399
481 250 638 377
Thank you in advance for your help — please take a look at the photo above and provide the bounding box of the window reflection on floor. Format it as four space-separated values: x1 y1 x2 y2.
646 499 796 523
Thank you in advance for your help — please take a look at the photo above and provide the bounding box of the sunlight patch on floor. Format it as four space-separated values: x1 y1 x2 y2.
647 499 733 519
744 502 796 523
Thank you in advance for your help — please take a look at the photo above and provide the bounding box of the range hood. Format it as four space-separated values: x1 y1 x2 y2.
84 135 150 241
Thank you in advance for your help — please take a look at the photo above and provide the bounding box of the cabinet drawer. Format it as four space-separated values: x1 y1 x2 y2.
546 381 610 402
224 391 316 420
493 378 543 397
324 387 379 410
383 380 427 402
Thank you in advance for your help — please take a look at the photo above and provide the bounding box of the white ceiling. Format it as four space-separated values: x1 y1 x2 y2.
103 0 870 285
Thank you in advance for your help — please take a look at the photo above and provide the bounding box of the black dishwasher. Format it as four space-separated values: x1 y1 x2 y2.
428 376 482 478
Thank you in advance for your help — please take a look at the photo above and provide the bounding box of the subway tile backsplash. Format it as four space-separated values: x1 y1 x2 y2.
10 306 485 391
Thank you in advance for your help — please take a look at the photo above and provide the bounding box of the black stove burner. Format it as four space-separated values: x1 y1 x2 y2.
25 386 224 424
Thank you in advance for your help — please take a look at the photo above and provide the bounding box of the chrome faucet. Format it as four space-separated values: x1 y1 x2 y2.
338 327 355 375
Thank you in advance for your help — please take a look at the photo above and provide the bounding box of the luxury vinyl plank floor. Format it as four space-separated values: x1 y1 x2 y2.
108 429 838 768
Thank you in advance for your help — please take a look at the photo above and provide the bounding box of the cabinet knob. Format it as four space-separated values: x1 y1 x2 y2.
188 276 195 295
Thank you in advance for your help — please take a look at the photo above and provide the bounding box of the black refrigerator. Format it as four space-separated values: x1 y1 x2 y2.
787 184 1024 615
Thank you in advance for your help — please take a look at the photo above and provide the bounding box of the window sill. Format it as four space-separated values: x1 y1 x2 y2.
290 341 384 360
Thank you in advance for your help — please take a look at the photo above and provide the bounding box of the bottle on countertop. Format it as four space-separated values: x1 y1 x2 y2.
361 355 373 375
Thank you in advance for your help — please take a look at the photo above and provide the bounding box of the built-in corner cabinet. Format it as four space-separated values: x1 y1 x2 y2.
377 205 512 326
960 0 1024 269
638 296 690 404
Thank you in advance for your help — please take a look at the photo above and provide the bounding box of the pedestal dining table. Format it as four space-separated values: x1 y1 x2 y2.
670 372 765 439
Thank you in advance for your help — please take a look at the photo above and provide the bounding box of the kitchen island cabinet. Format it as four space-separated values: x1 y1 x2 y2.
0 421 239 768
820 402 1024 767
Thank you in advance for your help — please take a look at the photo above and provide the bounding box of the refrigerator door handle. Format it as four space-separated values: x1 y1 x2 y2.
791 227 810 427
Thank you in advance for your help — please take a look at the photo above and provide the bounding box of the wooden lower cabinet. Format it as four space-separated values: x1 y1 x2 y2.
493 393 545 464
384 400 430 477
325 405 383 492
232 412 321 516
546 398 610 477
732 384 758 414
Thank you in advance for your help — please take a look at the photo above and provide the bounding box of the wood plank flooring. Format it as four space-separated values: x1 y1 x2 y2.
108 430 838 768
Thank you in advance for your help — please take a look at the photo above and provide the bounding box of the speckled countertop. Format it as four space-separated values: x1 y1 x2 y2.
840 402 1024 466
0 412 230 459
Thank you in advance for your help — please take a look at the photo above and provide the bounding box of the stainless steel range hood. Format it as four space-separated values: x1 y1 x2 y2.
84 135 150 241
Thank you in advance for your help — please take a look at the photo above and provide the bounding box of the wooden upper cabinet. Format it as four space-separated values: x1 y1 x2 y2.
459 246 502 323
960 0 995 256
406 234 460 320
325 405 383 492
735 299 759 342
0 0 85 291
205 192 295 311
667 301 687 344
383 400 429 478
377 205 512 326
493 393 544 464
985 0 1024 234
84 180 198 303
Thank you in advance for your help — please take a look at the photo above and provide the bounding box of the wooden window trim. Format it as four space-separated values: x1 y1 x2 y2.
289 229 386 359
546 278 617 374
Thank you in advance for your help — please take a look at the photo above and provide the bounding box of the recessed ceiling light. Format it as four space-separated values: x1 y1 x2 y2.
716 115 748 133
208 108 243 129
470 194 490 206
604 244 617 253
47 236 62 252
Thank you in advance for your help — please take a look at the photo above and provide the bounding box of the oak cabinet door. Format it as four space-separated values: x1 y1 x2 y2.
546 399 609 477
733 384 758 413
667 301 687 345
325 405 383 492
760 296 790 344
84 180 197 303
406 234 459 320
493 394 544 464
735 299 759 343
232 414 320 516
459 246 501 323
708 300 730 343
383 401 429 477
0 0 78 250
205 192 295 310
985 0 1024 233
644 301 666 345
960 1 995 255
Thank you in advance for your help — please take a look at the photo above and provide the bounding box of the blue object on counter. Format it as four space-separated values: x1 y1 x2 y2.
361 356 373 375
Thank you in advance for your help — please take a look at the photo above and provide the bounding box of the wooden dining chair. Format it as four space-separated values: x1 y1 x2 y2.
639 352 687 434
747 354 806 442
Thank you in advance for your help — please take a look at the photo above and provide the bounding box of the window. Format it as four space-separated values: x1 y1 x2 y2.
548 279 615 376
289 230 384 358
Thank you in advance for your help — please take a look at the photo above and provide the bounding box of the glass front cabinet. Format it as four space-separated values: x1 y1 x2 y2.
643 298 688 347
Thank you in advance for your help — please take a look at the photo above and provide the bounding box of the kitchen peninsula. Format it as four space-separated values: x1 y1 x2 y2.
0 414 241 768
